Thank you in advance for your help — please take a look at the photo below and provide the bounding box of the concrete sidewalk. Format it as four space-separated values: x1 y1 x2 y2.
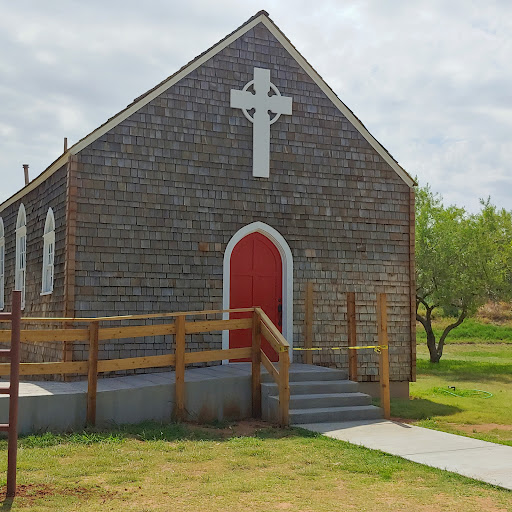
299 419 512 491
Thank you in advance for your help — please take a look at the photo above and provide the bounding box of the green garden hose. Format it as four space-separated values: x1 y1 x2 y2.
436 386 493 399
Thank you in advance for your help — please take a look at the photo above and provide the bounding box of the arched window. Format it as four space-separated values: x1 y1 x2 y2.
41 208 55 295
0 218 4 310
15 204 27 309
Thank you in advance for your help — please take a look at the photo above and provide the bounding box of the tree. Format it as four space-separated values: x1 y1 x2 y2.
415 185 512 362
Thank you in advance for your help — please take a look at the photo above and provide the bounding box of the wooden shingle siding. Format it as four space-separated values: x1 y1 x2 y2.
71 24 413 382
0 164 68 364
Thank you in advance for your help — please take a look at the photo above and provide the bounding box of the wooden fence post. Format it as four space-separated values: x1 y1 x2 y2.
347 292 357 381
304 282 314 365
251 310 262 418
175 315 186 421
6 290 21 498
87 321 99 425
278 349 290 427
376 293 391 420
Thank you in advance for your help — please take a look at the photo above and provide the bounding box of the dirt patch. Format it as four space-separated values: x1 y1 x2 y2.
390 417 416 424
189 419 273 438
0 484 54 503
472 496 510 512
448 423 512 434
0 483 115 505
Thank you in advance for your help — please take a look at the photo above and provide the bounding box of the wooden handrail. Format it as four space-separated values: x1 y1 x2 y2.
253 308 290 427
255 308 290 349
0 307 258 323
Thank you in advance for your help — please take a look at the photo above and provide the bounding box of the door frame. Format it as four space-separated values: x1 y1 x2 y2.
222 222 293 361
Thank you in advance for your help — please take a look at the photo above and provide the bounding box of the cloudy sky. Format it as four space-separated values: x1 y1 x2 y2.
0 0 510 212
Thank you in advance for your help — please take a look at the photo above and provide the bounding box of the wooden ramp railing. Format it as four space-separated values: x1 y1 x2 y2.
0 292 393 429
0 306 291 427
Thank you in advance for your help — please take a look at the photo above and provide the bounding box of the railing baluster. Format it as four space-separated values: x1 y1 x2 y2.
86 321 99 425
347 292 357 381
278 348 290 427
7 290 21 498
251 311 262 418
304 282 314 365
376 293 391 419
174 316 186 421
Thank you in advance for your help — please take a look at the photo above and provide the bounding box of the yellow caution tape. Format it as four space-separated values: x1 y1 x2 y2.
293 345 388 353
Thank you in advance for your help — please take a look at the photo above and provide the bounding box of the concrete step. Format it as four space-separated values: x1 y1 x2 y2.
290 405 383 424
262 380 360 398
261 368 348 383
273 392 372 409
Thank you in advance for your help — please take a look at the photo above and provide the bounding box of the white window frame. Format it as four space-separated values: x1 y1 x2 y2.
41 208 55 295
0 218 4 310
15 204 27 310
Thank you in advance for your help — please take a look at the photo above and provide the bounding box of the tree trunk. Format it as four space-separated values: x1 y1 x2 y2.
416 300 467 363
437 309 467 360
426 324 441 363
416 303 440 363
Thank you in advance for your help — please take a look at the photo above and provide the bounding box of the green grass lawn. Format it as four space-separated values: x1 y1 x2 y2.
416 317 512 344
397 321 512 445
0 422 510 511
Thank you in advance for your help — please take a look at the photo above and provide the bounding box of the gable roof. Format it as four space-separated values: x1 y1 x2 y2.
0 11 415 212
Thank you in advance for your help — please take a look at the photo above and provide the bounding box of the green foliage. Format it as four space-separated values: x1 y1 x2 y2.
416 187 512 315
415 184 512 361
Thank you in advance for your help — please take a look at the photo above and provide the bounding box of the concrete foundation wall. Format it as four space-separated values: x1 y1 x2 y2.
0 366 253 435
358 381 410 400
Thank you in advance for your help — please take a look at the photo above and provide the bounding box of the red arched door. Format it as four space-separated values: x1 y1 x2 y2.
229 232 282 362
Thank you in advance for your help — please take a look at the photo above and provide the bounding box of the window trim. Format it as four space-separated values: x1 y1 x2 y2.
15 204 27 310
41 208 55 295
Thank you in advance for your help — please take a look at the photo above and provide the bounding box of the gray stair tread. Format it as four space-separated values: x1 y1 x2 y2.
290 405 381 414
269 392 370 401
262 380 357 387
261 373 348 383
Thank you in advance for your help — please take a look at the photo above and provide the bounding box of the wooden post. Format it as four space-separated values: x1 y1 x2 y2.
278 349 290 427
347 292 357 381
6 291 21 498
86 321 99 425
304 282 314 365
174 315 186 421
251 310 262 418
376 293 391 420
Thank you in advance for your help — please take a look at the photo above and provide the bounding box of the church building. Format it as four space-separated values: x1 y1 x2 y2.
0 11 416 395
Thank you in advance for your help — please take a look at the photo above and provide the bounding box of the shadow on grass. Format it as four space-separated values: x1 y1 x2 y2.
391 398 462 420
8 421 311 449
0 498 12 511
417 359 512 382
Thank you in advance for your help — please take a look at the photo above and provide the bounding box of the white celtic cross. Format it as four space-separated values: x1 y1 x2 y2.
230 67 292 178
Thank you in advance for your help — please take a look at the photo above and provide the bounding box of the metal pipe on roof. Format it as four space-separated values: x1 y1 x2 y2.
22 165 29 186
